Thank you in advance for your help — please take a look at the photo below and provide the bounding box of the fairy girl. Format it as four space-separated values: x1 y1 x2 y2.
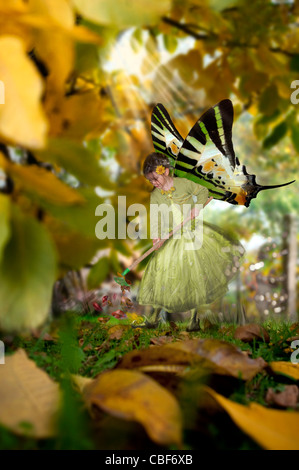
136 152 245 331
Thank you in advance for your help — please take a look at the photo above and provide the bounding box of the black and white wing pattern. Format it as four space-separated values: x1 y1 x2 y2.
151 103 184 167
152 99 295 207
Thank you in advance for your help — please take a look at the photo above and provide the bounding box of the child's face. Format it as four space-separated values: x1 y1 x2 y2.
146 169 169 189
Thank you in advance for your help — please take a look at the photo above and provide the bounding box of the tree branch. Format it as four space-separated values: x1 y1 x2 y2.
162 17 210 40
162 16 299 58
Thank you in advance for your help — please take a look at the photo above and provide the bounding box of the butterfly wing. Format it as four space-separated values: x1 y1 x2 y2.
174 99 295 207
151 103 184 168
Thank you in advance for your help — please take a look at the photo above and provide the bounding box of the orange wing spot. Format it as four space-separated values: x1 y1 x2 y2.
235 189 247 205
202 161 215 172
170 142 179 155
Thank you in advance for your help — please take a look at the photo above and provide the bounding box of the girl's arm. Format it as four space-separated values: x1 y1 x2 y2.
150 190 162 248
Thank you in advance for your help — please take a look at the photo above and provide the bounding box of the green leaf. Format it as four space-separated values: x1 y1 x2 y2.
109 249 121 274
38 187 105 238
87 256 110 289
209 0 239 11
113 240 132 257
259 84 279 116
45 215 108 271
290 54 299 72
36 138 116 189
0 194 11 265
0 205 57 332
163 34 178 54
262 121 288 149
291 124 299 154
75 42 100 74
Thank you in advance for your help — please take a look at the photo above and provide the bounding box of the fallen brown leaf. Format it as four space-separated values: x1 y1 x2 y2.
169 321 179 331
150 335 174 346
117 338 266 381
286 335 299 343
177 331 191 340
219 325 235 336
31 330 55 341
107 324 129 340
167 339 267 380
78 339 93 352
265 385 299 408
94 339 111 353
290 323 299 334
234 324 270 343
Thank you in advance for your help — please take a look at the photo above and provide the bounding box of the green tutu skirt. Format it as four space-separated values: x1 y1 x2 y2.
137 221 245 313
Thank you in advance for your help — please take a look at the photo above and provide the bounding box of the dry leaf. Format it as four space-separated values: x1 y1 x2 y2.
269 362 299 380
177 331 191 340
116 343 197 371
265 385 299 408
203 386 299 450
219 325 235 336
0 349 60 437
107 324 129 340
71 374 93 394
234 324 270 343
126 312 144 324
31 330 55 341
199 318 214 331
290 323 299 334
117 338 266 380
82 369 182 447
166 339 266 380
150 335 174 346
78 338 93 351
169 321 179 331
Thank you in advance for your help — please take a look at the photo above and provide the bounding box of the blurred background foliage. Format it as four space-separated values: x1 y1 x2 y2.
0 0 298 332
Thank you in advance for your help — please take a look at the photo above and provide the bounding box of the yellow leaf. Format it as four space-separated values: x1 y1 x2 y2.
204 386 299 450
0 35 48 148
83 369 182 447
0 193 11 264
269 361 299 381
28 0 74 28
47 90 112 140
0 2 34 49
126 312 144 323
0 349 60 437
71 0 171 27
28 0 74 107
1 154 84 206
71 374 93 394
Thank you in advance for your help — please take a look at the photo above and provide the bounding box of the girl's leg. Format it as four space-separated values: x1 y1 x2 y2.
132 307 162 329
186 308 200 331
146 307 161 327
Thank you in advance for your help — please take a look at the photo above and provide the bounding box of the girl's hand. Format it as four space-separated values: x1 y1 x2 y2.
189 206 200 219
190 197 213 219
153 238 165 250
